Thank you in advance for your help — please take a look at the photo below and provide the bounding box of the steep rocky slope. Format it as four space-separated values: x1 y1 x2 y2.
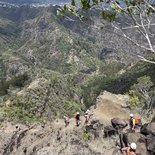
0 92 128 155
0 91 154 155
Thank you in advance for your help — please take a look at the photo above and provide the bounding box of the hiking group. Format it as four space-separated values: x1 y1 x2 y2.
63 110 91 127
63 111 141 155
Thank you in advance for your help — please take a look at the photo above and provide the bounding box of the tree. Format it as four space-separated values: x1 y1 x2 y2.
58 0 155 64
129 75 153 107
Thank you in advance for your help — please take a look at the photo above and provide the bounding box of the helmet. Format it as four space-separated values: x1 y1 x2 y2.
130 113 134 117
85 110 89 114
77 112 79 114
86 110 90 113
130 142 136 150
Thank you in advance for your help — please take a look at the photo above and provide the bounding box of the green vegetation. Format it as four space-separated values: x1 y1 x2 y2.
63 100 81 117
128 76 154 107
106 56 155 94
4 106 42 123
81 131 90 142
0 4 155 123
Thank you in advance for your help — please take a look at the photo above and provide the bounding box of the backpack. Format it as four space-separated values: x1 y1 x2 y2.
134 116 141 126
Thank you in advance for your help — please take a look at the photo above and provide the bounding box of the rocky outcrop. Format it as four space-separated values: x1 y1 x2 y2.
141 121 155 136
104 125 118 137
146 134 155 154
111 117 128 129
85 119 104 140
140 118 155 154
1 92 155 155
0 92 131 155
0 119 118 155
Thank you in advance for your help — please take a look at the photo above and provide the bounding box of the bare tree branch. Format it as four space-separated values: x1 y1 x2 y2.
110 22 153 52
122 23 155 30
139 8 155 53
66 0 155 64
138 55 155 64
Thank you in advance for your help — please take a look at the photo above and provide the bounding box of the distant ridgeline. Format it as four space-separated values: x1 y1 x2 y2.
0 0 70 5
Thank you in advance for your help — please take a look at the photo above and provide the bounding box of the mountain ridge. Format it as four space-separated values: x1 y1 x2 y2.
0 0 70 5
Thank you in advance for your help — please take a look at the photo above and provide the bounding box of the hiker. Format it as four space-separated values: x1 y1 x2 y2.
63 115 70 127
129 113 135 131
121 142 136 155
84 110 90 124
74 112 81 127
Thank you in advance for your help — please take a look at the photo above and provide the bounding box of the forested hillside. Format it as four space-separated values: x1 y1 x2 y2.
0 1 155 155
0 4 155 123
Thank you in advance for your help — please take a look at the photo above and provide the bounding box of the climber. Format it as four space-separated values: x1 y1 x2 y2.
74 112 81 127
121 142 136 155
84 109 90 124
129 113 135 131
64 115 70 127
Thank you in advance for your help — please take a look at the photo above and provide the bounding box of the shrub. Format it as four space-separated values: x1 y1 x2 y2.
81 132 90 141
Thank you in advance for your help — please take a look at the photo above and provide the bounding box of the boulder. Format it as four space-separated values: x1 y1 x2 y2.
85 120 102 131
146 122 155 136
111 117 128 129
119 132 128 148
104 125 118 137
146 134 155 154
85 119 103 139
141 122 155 136
141 123 149 135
